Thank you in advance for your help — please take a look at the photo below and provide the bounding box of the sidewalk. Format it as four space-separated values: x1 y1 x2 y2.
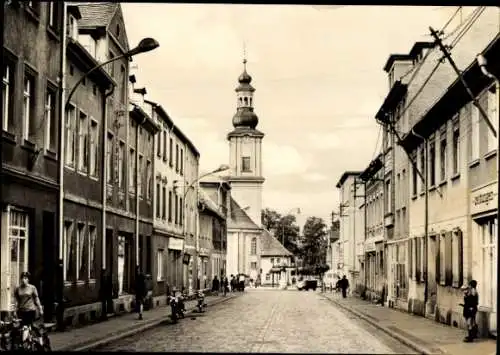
321 293 496 355
51 293 239 351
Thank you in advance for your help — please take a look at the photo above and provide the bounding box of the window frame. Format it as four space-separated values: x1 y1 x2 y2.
106 132 114 185
89 118 99 177
77 110 89 173
65 104 77 168
22 68 36 142
44 83 58 152
241 156 251 172
2 57 16 133
157 249 164 281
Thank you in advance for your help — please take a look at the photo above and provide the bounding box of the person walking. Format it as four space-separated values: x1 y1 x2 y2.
135 269 147 320
230 275 236 292
460 280 479 342
13 272 44 347
339 275 349 298
212 276 220 294
222 276 229 296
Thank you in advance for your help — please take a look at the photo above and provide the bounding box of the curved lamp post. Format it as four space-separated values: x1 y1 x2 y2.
175 164 230 293
65 37 159 107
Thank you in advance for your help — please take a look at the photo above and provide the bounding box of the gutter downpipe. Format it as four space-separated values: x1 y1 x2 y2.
136 115 147 280
56 2 67 330
412 128 429 309
100 85 114 320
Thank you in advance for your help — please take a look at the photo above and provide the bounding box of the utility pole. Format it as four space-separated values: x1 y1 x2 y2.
429 26 497 137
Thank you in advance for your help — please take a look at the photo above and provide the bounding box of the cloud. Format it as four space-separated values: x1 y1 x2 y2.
306 132 342 150
262 142 309 176
304 172 329 182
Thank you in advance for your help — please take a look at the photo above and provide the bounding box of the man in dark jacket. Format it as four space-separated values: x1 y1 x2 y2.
339 275 349 298
135 270 147 320
212 276 220 294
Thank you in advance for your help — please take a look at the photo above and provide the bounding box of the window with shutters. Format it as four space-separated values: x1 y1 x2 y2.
162 186 167 220
439 233 446 285
452 229 463 287
78 111 89 172
452 117 460 176
439 125 447 182
162 130 167 161
411 151 418 196
174 194 178 225
169 138 173 167
408 238 414 280
415 237 421 281
444 232 453 286
486 84 498 154
419 146 425 192
168 191 173 222
156 183 161 218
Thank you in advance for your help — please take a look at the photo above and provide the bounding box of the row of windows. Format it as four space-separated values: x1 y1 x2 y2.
65 105 99 177
63 221 98 283
105 132 153 199
410 85 498 196
155 184 183 225
411 117 460 196
2 61 58 152
407 229 464 288
157 130 184 175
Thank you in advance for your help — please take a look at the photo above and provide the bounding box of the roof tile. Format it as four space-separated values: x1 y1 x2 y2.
73 2 117 28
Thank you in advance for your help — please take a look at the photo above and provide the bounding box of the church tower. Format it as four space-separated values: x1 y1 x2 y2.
227 57 265 226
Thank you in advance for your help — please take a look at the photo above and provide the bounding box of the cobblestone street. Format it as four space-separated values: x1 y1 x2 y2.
95 289 415 353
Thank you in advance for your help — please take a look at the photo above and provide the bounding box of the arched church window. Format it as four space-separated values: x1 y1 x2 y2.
249 97 252 106
244 97 248 106
239 97 243 106
251 237 257 255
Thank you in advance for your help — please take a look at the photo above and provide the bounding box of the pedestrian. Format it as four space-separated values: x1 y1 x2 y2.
12 272 44 346
460 280 479 342
212 276 220 294
222 276 229 296
230 275 236 292
135 269 147 320
239 274 245 292
339 275 349 298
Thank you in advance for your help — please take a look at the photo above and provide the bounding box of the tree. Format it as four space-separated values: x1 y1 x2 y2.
261 208 281 231
299 216 328 269
261 208 301 255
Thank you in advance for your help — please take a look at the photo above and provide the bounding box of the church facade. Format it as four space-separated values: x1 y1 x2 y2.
224 59 292 281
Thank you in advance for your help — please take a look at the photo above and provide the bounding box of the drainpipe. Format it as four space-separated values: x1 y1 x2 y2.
412 128 429 308
56 1 67 330
100 85 114 320
136 115 146 278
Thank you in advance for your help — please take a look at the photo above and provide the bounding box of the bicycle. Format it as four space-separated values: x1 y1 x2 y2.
0 317 52 352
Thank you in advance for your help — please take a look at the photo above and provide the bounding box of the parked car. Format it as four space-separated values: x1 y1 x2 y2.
296 279 318 291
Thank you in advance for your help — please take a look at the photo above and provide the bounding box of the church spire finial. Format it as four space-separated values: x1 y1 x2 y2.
243 41 247 70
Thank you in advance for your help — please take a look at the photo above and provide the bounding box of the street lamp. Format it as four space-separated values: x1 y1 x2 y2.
56 35 159 329
175 164 230 293
65 37 159 107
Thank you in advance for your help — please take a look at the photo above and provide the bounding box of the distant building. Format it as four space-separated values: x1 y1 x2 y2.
260 230 294 287
359 154 384 300
146 98 200 296
336 172 364 293
199 176 231 281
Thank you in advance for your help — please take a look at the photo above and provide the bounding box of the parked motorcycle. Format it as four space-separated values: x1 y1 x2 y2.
168 293 185 323
196 291 207 313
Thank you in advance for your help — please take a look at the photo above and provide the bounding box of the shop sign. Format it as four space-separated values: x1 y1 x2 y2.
471 182 498 216
168 237 184 251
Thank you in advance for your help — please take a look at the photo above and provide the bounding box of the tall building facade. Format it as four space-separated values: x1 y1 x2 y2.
1 1 65 321
148 99 200 296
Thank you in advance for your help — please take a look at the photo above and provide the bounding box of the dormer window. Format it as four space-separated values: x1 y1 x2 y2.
116 24 120 37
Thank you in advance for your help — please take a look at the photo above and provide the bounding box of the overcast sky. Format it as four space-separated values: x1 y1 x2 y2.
121 4 459 228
